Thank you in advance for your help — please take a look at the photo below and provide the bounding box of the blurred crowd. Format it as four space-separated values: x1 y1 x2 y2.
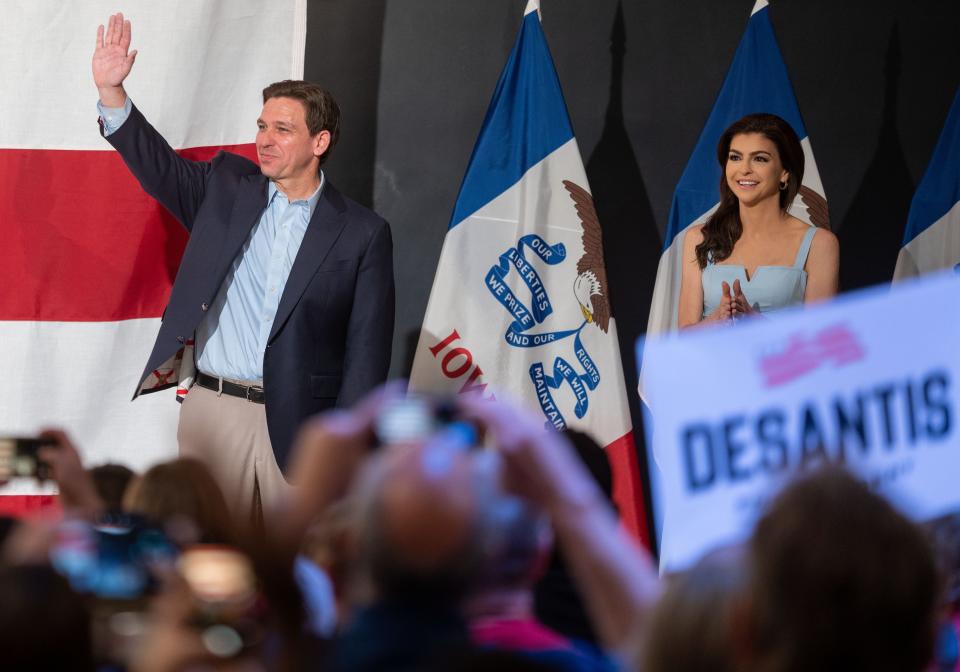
0 387 957 672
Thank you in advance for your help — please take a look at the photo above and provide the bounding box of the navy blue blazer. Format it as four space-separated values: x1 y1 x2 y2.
104 104 395 474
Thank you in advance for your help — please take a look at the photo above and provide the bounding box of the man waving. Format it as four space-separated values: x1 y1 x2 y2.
93 13 394 523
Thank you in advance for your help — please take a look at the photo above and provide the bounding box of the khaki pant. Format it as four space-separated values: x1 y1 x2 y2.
177 382 290 527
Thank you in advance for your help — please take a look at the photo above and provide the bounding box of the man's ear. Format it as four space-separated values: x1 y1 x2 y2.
313 130 332 160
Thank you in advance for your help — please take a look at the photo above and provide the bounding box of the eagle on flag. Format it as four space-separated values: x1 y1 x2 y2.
564 180 611 333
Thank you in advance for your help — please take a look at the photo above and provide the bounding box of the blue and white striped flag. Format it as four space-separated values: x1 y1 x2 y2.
645 0 828 340
410 0 648 540
893 87 960 281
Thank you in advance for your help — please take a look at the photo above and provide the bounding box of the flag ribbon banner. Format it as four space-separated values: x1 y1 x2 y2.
894 87 960 281
486 233 569 342
0 0 306 509
411 0 648 542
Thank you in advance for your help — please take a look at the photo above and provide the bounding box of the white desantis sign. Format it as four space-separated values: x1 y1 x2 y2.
640 271 960 572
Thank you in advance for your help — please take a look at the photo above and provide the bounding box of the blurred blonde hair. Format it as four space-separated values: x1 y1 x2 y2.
123 458 236 544
641 548 745 672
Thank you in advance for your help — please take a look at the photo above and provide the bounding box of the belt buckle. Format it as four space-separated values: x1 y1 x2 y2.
246 385 264 402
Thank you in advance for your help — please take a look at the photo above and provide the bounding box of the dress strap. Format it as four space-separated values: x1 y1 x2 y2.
793 226 817 269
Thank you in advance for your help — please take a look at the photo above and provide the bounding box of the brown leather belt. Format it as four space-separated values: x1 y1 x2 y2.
195 372 266 404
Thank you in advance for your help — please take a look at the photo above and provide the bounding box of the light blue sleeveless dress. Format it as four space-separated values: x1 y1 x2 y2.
702 226 817 318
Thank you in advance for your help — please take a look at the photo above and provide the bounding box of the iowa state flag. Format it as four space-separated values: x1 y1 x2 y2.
893 87 960 281
409 0 648 540
644 0 829 342
0 1 306 511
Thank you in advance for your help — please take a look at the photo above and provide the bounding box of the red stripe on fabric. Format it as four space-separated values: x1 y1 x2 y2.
0 144 258 321
0 495 61 518
605 431 650 548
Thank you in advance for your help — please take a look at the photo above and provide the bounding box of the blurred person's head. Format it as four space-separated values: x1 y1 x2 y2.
466 495 551 617
642 546 746 672
0 564 94 671
89 462 135 511
123 458 236 545
744 467 939 672
351 430 498 606
481 496 551 591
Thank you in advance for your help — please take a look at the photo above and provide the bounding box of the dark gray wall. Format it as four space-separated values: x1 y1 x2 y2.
305 1 959 516
307 0 959 378
305 0 958 535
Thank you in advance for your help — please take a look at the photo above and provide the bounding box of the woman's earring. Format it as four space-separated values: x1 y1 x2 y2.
779 180 788 191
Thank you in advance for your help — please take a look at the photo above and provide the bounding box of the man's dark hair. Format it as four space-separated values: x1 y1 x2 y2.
262 80 341 164
747 467 940 672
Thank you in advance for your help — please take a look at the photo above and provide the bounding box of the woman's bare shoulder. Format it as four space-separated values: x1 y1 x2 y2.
684 223 706 247
809 225 839 255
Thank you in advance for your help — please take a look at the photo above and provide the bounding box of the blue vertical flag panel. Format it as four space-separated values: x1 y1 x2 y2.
894 87 960 280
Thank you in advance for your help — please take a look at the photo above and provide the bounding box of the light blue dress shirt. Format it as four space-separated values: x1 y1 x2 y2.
99 98 324 382
98 97 133 133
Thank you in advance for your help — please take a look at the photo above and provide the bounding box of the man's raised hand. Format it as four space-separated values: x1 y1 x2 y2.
93 12 137 107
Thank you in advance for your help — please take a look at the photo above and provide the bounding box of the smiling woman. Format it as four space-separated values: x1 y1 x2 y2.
677 113 839 329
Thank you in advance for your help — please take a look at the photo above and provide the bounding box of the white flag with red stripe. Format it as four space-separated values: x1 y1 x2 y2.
0 1 306 507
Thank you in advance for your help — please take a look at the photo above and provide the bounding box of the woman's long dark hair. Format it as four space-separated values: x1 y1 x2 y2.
695 113 805 269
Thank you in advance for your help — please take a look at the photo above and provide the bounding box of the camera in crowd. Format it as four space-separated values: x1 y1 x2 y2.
0 437 57 482
374 394 479 450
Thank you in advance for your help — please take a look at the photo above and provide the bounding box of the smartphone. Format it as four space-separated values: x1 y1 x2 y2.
0 437 56 482
49 516 177 668
50 515 177 602
374 394 468 445
374 396 439 445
